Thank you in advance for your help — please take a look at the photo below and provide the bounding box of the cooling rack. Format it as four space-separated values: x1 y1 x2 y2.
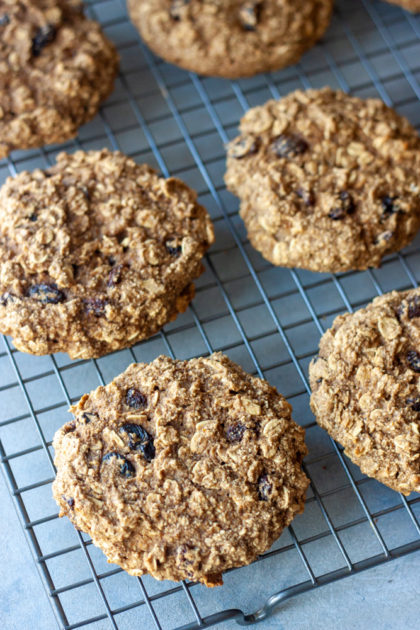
1 0 420 628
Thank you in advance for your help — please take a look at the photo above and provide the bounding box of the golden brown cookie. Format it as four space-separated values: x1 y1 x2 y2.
127 0 333 79
383 0 420 12
52 353 309 586
225 88 420 273
309 289 420 495
0 0 118 158
0 149 214 358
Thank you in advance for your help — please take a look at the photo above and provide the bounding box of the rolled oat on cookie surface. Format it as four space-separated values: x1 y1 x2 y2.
128 0 333 78
0 0 119 157
53 352 309 586
225 87 420 272
0 149 214 358
310 288 420 495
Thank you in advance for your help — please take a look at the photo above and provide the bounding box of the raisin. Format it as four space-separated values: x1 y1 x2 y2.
84 297 107 317
66 497 74 508
0 14 10 26
107 264 124 288
27 283 65 304
102 452 135 477
166 243 182 257
177 544 193 565
125 388 147 409
329 208 346 220
407 350 420 373
239 1 262 31
0 292 12 306
81 412 97 424
406 397 420 413
72 264 79 277
28 213 37 222
226 422 246 443
406 295 420 319
381 195 398 219
119 423 155 462
328 192 356 220
258 474 273 501
170 0 190 20
80 186 90 200
135 438 155 462
64 421 76 434
32 24 56 57
176 544 194 578
270 134 308 158
229 135 260 159
296 188 315 207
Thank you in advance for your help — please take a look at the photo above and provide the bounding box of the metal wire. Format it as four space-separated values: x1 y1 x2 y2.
1 0 420 628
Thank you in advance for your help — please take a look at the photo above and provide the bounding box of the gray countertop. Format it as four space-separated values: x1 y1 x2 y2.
1 470 419 630
1 1 420 629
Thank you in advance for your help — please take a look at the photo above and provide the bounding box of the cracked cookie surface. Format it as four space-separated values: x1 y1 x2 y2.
309 289 420 495
127 0 333 78
0 0 118 158
225 88 420 272
52 352 309 586
0 149 214 358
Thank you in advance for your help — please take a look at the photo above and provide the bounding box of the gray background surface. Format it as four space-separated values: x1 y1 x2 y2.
1 0 420 628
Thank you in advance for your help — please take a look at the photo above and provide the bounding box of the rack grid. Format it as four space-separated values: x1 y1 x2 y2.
1 0 420 628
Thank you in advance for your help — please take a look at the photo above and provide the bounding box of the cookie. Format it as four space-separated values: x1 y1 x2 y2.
0 149 214 358
309 289 420 495
52 352 309 586
0 0 118 158
225 87 420 273
383 0 420 12
127 0 333 79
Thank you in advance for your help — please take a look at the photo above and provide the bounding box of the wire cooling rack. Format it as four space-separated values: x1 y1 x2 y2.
1 0 420 628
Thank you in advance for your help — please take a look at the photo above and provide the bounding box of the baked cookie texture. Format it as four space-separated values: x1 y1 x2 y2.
52 353 309 586
384 0 420 12
225 88 420 273
0 150 214 358
127 0 333 79
309 289 420 495
0 0 118 158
